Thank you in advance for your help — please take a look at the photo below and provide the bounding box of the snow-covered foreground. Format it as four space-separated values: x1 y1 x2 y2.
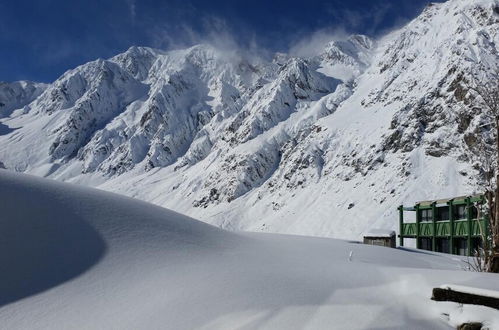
1 170 498 329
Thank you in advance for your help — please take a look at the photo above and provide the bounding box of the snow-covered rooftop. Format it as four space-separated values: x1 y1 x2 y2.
363 229 396 237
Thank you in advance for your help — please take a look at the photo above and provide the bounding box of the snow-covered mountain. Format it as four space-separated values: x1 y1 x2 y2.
0 81 47 118
1 0 498 239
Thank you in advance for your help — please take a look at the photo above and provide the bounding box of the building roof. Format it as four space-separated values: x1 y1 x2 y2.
416 194 484 207
363 229 395 238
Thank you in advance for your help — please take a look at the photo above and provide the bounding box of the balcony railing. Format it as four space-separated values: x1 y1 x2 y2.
402 219 487 237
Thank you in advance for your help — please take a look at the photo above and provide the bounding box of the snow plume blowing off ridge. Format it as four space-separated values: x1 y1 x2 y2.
150 14 272 67
1 0 499 241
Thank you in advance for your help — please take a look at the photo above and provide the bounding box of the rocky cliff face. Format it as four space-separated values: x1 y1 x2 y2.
1 0 498 239
0 81 47 118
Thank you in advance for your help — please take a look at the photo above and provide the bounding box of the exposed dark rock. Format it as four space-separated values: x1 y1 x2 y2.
463 133 478 149
447 72 469 102
457 112 473 133
457 323 482 330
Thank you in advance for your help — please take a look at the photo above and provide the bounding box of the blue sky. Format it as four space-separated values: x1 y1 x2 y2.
0 0 442 82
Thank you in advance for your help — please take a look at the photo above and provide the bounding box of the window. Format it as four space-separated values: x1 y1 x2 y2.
419 238 432 251
455 205 466 220
436 238 450 253
470 205 479 219
420 209 432 222
454 238 482 256
471 237 483 252
454 204 480 220
455 238 467 256
436 206 449 221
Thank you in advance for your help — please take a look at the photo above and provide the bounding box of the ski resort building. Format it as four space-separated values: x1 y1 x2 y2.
398 195 488 256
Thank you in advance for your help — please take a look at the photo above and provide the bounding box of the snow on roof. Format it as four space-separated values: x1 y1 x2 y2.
363 229 395 237
417 194 484 206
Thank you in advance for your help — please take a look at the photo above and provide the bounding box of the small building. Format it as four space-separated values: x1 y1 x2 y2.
398 195 488 256
363 229 396 248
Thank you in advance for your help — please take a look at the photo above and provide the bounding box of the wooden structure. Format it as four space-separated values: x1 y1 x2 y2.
398 195 488 256
363 229 396 248
432 285 499 310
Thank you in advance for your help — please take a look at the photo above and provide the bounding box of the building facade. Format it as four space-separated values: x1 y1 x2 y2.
398 195 488 256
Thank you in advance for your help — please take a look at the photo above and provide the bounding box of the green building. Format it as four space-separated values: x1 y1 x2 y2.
398 195 488 256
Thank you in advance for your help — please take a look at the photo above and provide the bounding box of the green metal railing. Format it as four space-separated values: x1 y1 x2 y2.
398 195 489 256
402 219 487 238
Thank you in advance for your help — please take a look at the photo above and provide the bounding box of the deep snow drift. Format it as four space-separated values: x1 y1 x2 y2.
1 170 498 329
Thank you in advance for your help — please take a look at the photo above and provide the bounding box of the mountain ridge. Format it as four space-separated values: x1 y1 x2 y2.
1 0 498 240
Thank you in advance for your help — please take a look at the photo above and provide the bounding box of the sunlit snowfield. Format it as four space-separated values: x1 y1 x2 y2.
1 170 498 329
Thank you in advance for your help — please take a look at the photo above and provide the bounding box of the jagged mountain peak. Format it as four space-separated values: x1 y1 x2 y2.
1 0 498 240
111 46 163 81
316 34 374 81
322 34 373 55
0 81 47 118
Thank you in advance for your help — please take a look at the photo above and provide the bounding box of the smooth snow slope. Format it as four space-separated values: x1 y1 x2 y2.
1 170 498 329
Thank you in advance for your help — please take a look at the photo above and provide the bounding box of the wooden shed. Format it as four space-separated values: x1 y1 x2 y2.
363 229 396 248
